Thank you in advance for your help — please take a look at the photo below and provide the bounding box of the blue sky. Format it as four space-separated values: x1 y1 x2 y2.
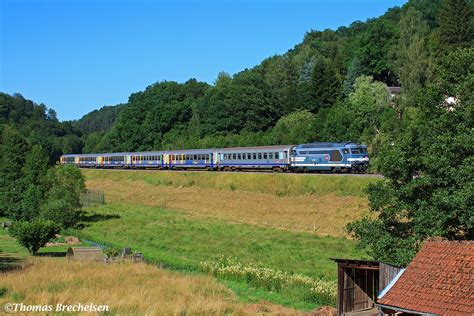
1 0 407 121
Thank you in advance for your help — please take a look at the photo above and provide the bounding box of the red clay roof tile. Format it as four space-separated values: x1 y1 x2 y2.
378 240 474 315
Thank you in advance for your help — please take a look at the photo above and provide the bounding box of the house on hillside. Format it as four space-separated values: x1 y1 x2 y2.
334 240 474 316
387 86 402 99
377 240 473 315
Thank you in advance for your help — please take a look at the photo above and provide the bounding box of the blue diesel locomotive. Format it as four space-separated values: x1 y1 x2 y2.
60 142 369 173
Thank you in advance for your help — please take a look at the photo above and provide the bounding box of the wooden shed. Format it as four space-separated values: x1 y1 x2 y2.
66 247 104 262
332 259 402 316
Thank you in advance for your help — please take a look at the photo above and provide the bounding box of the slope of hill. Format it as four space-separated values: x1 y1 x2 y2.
71 104 125 134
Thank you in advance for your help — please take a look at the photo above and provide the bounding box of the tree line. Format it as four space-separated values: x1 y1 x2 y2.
0 126 85 254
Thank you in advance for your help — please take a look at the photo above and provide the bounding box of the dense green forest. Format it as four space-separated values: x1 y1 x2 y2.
65 1 470 167
0 93 84 163
0 0 472 264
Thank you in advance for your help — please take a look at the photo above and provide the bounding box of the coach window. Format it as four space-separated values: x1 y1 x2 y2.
252 153 256 160
330 150 342 161
262 153 267 159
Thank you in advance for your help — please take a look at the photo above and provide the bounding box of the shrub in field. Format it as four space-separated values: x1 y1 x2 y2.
104 247 120 258
201 257 336 306
9 219 59 254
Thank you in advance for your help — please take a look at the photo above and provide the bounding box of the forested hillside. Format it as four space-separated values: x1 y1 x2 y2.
0 93 83 162
74 0 471 167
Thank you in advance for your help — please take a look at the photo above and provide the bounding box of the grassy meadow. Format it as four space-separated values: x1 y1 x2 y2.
74 170 373 309
0 258 254 315
0 170 374 312
84 170 376 236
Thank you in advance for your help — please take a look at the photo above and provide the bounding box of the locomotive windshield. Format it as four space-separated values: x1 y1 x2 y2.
351 148 367 154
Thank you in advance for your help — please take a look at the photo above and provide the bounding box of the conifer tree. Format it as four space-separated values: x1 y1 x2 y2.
397 7 430 105
436 0 473 50
310 57 341 113
20 145 50 221
0 126 29 218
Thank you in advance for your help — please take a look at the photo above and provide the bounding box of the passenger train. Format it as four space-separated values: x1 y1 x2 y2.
60 142 369 173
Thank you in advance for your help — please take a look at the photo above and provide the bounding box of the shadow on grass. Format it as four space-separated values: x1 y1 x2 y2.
35 252 66 257
0 256 26 272
80 213 120 223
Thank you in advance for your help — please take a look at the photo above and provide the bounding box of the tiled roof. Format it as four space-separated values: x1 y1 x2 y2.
378 240 474 315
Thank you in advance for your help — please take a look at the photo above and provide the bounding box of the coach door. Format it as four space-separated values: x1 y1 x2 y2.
163 154 170 168
212 151 218 168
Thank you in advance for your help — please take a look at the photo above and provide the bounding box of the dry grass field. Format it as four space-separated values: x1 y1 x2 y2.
0 258 301 315
84 170 373 236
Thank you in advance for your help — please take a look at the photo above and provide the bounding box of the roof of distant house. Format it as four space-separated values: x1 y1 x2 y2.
388 86 402 94
378 239 474 315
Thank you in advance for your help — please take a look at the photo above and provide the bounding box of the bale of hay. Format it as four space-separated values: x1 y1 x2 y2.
65 236 80 245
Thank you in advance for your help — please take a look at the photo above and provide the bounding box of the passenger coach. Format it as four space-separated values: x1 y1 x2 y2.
60 142 369 173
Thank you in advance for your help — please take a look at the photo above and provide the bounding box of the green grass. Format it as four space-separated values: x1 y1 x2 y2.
0 217 90 261
73 203 367 309
83 169 379 197
223 279 318 310
0 225 28 258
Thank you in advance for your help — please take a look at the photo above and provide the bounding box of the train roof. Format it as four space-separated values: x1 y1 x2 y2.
218 145 294 152
61 145 295 157
295 142 366 149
